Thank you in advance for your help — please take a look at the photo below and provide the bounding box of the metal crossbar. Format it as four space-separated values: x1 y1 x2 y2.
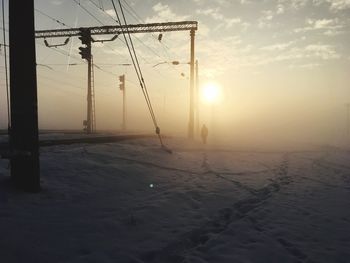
35 21 198 38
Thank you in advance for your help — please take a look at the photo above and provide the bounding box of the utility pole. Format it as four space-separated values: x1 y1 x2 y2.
195 60 199 136
78 28 94 134
119 75 126 130
9 0 40 192
189 29 195 139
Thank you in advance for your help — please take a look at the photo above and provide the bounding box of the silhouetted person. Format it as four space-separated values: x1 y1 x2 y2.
201 124 208 144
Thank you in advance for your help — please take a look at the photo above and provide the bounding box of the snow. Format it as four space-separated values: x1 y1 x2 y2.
0 136 350 262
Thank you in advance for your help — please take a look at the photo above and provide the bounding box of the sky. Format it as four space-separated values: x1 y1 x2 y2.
1 0 350 145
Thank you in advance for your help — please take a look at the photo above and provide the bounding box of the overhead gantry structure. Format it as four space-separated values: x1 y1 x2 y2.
36 21 198 38
35 21 198 137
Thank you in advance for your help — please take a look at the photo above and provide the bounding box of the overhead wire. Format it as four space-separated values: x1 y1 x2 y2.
120 0 178 57
111 0 165 146
34 0 177 135
117 1 159 126
73 0 105 25
119 0 178 65
75 0 171 81
111 1 153 117
35 9 70 28
120 0 185 75
87 0 118 23
5 1 132 130
77 0 177 79
37 2 182 83
84 0 164 63
98 0 104 10
34 6 130 79
72 0 137 63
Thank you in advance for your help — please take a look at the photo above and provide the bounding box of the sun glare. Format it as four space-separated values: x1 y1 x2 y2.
202 83 220 104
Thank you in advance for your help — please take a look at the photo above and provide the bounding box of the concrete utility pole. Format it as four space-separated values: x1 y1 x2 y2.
9 0 40 192
78 28 95 134
195 59 199 136
189 29 195 139
119 75 126 130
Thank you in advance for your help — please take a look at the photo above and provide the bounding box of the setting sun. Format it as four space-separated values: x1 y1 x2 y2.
202 83 221 104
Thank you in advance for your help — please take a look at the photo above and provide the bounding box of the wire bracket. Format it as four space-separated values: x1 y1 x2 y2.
44 37 70 48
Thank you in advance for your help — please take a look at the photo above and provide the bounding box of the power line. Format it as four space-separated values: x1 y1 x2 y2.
121 0 144 23
119 0 184 74
34 7 132 77
120 0 176 53
70 0 137 62
38 73 85 91
83 0 164 63
118 2 164 59
98 0 104 10
77 0 177 73
112 0 163 146
35 9 70 28
37 42 83 63
87 0 118 23
38 73 116 98
34 1 183 102
70 0 168 81
73 0 105 25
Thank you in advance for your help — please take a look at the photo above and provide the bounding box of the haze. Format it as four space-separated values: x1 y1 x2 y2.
0 0 349 149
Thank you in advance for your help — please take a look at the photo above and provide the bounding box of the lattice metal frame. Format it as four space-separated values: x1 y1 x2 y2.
35 21 198 38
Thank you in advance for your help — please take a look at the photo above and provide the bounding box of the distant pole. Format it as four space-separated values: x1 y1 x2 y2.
188 29 195 139
9 0 40 192
87 54 92 133
119 74 126 130
122 79 126 130
195 60 199 136
78 29 93 134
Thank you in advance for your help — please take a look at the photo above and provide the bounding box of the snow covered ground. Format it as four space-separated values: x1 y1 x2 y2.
0 137 350 263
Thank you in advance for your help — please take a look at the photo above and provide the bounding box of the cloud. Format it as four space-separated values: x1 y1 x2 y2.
312 18 335 28
105 9 117 18
261 41 295 51
327 0 350 11
146 3 189 23
323 29 343 36
310 0 350 11
196 8 219 17
290 0 309 9
257 10 274 28
226 18 242 27
196 8 242 29
230 42 341 70
312 0 325 5
224 36 242 45
276 4 285 14
294 18 343 33
289 63 321 69
305 44 340 59
51 0 63 5
262 10 274 20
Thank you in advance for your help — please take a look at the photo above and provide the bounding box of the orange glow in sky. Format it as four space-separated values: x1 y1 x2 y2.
202 83 221 104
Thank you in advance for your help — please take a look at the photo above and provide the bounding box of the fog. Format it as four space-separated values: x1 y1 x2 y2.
18 67 345 152
1 47 349 152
